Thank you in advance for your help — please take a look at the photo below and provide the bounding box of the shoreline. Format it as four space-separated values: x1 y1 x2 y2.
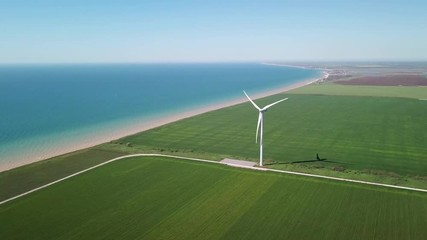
262 62 329 80
0 74 323 173
261 62 313 70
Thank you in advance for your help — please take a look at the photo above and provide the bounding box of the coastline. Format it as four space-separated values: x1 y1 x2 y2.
262 62 330 79
0 73 323 173
261 62 313 69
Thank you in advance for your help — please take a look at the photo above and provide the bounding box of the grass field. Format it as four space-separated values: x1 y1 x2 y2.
1 157 426 240
0 149 125 201
288 83 427 99
121 94 427 178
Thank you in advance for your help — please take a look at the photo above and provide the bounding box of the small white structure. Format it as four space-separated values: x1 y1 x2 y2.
243 91 288 166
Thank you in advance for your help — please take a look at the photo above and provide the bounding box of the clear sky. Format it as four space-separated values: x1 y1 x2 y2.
1 0 426 63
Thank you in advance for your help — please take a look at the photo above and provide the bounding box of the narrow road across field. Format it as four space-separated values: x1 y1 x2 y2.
1 153 426 206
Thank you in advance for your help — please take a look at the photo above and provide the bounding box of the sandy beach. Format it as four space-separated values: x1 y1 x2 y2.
261 62 313 69
0 75 322 172
262 62 330 79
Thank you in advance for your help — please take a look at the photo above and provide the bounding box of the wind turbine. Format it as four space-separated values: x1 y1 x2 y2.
243 91 288 166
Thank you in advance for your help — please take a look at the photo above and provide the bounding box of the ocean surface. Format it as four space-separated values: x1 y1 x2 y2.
0 63 320 170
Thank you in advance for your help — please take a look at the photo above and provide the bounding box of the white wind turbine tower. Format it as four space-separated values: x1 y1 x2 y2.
243 91 288 166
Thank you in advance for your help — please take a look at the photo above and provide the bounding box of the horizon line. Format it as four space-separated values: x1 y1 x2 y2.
1 59 427 65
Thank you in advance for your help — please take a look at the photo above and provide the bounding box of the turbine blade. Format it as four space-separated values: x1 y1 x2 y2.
243 90 261 110
256 112 262 143
262 98 288 110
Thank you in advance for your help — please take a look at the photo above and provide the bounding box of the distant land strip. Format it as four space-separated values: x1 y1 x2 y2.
1 153 426 206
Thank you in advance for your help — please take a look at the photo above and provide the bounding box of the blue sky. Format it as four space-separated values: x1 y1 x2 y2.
0 0 426 63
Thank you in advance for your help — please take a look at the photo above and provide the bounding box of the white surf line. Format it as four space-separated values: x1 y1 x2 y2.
1 154 426 205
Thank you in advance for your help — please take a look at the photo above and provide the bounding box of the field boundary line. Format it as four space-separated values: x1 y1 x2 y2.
0 154 220 205
265 168 427 193
1 154 426 205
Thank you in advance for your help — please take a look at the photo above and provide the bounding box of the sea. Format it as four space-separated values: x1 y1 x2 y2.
0 63 321 170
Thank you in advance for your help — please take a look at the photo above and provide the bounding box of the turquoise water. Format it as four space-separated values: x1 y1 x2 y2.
0 63 320 169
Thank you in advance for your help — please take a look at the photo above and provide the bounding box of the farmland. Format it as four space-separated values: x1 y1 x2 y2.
120 93 427 183
0 148 125 201
335 74 427 86
288 83 427 99
1 156 426 240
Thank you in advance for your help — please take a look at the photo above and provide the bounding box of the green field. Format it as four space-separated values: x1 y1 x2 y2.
1 157 426 240
0 149 125 201
288 83 427 99
121 94 427 179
